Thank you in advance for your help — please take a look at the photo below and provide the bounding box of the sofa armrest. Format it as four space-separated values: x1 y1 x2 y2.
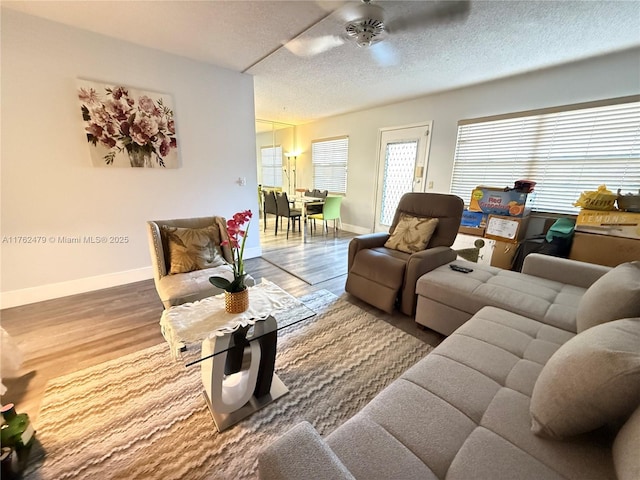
522 253 611 289
348 232 390 270
258 421 355 480
400 246 457 315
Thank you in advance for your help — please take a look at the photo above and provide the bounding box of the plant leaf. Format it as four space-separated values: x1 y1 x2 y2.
209 276 231 290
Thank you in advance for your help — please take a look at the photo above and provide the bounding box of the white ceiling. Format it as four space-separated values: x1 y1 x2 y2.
3 0 640 125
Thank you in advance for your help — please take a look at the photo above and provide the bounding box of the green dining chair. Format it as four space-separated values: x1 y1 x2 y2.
309 196 342 234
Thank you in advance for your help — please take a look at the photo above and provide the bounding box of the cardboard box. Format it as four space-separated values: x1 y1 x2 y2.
575 210 640 240
490 240 520 270
469 187 534 217
485 215 530 243
569 232 640 267
458 225 486 237
461 209 488 228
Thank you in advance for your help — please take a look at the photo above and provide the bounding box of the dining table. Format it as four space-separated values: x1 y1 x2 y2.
292 196 324 242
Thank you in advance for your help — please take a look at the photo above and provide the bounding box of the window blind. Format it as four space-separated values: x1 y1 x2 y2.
451 98 640 214
312 136 348 194
261 145 283 188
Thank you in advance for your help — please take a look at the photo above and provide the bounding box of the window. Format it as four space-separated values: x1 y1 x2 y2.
261 145 283 188
450 97 640 214
312 136 348 194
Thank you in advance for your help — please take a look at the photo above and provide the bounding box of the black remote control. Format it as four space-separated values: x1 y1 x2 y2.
450 264 473 273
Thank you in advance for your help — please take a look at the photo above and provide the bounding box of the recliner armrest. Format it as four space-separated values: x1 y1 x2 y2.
258 421 355 480
348 232 390 270
521 253 611 289
407 246 458 275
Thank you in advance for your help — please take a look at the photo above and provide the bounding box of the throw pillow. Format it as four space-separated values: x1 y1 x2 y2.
384 214 439 254
613 405 640 480
576 261 640 333
530 318 640 439
161 225 227 274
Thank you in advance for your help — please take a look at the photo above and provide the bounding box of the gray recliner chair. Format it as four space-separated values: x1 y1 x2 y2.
345 193 463 316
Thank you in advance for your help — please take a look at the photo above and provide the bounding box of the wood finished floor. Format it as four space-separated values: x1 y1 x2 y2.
0 223 444 424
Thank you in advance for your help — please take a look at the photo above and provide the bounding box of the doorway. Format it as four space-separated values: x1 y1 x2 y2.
374 123 432 232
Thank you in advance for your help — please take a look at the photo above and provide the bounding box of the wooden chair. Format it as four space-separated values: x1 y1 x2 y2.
276 192 302 238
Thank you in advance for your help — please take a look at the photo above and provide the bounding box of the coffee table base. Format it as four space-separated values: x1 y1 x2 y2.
202 373 289 432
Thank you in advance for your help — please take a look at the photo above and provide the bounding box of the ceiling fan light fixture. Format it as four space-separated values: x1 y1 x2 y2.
341 0 386 48
345 18 385 47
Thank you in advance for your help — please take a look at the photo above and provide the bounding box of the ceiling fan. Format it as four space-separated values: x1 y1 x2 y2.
284 0 471 63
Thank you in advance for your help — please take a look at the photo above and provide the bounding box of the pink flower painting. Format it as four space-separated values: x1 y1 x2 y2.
77 79 179 168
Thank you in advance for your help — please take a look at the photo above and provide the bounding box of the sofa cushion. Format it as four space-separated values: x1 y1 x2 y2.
576 261 640 333
416 261 585 332
613 405 640 480
259 421 355 480
530 318 640 439
384 214 438 253
157 264 235 306
161 225 226 274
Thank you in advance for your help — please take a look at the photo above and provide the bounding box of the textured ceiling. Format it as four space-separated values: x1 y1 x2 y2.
4 0 640 125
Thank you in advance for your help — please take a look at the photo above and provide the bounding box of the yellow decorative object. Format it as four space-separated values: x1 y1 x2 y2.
573 185 618 211
224 289 249 314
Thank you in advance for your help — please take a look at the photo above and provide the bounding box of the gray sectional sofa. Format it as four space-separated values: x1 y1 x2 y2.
415 253 611 335
258 258 640 480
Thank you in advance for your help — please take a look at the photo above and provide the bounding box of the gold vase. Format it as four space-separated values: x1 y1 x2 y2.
224 289 249 314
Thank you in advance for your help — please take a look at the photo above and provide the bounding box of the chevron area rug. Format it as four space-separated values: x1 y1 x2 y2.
24 290 432 480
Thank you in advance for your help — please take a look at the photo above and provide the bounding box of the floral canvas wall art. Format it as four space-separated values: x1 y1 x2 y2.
77 79 179 168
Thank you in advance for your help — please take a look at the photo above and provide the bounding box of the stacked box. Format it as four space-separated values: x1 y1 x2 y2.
459 209 488 236
461 210 488 227
575 210 640 240
485 215 530 243
570 232 640 267
469 187 534 217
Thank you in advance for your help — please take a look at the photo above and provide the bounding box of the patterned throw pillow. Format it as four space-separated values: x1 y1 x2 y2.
384 214 439 254
161 225 227 274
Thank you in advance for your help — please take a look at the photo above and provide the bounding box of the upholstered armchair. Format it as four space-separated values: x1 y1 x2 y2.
147 216 255 309
345 193 463 316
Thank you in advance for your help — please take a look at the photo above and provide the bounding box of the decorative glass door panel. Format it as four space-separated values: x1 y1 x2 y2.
379 141 418 226
374 124 431 232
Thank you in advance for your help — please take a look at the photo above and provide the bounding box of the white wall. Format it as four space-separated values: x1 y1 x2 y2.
0 10 261 307
294 48 640 233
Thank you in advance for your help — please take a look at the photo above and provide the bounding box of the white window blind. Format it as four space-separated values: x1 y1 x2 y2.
451 97 640 214
261 145 283 188
312 136 348 194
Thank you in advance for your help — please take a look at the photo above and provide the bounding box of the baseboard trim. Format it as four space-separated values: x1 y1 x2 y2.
1 267 154 309
244 246 263 259
341 223 371 235
2 245 265 309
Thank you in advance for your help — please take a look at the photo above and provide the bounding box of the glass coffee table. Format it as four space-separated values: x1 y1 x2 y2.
159 279 316 431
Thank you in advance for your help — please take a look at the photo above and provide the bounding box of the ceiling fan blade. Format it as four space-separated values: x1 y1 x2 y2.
284 35 346 57
387 0 471 33
369 41 399 67
314 0 350 14
337 0 385 24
